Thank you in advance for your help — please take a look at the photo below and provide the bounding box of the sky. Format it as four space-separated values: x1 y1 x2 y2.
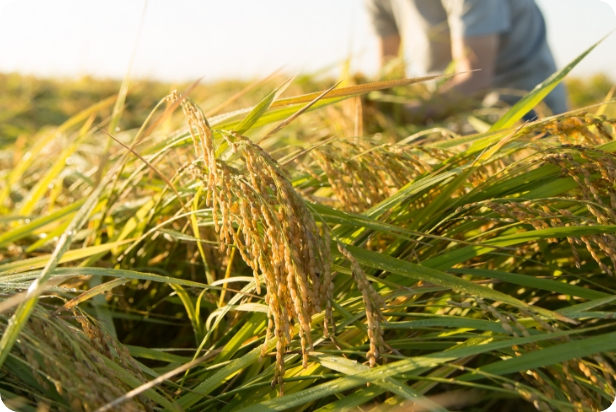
0 0 615 82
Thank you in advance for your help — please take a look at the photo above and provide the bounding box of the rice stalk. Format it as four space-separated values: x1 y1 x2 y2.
170 91 335 393
0 304 157 412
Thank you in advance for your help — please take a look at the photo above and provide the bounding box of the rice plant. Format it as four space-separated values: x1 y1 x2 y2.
1 42 616 412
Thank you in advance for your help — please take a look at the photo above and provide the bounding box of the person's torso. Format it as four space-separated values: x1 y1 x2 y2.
387 0 565 112
388 0 451 76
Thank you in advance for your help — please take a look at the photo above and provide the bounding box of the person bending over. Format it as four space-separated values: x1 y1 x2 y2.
365 0 568 119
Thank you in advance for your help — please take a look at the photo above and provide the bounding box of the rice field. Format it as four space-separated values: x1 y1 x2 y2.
1 43 616 412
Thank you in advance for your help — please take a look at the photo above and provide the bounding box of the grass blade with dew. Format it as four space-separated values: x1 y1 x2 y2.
53 278 129 314
0 200 85 248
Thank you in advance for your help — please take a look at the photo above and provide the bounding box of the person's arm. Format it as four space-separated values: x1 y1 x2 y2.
397 0 509 121
440 33 499 95
365 0 400 66
379 34 401 67
403 34 499 121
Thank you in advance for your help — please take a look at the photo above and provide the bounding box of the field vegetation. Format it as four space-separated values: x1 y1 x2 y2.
1 45 616 412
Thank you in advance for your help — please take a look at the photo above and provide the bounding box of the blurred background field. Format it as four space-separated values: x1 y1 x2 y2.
1 71 614 148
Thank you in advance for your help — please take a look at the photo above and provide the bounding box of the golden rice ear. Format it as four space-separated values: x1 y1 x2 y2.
7 306 154 412
175 104 334 394
337 243 385 368
541 147 616 275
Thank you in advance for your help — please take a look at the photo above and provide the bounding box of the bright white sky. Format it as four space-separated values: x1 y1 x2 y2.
0 0 615 82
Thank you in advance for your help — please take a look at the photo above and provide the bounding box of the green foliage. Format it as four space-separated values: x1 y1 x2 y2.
1 49 616 411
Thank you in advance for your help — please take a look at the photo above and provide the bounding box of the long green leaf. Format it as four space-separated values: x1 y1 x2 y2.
337 244 572 323
233 78 293 135
169 284 203 343
0 160 122 369
450 268 609 300
235 328 586 412
0 200 85 248
423 225 616 271
490 36 607 131
1 267 222 290
458 331 616 381
210 76 446 132
175 341 276 410
56 278 128 312
101 357 183 412
317 355 447 412
384 318 508 334
0 239 134 274
19 116 95 215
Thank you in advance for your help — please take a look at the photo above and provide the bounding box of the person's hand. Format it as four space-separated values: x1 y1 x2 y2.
403 100 439 123
402 90 481 124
